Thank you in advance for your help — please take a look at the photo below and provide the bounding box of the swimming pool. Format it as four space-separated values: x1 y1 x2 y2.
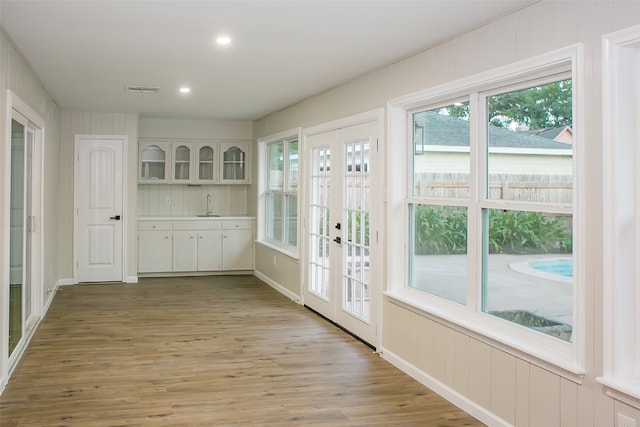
529 258 573 278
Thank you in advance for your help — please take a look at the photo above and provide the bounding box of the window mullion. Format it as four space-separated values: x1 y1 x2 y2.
468 92 483 312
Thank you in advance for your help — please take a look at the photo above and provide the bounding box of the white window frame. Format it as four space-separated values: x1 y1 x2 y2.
599 24 640 407
386 45 585 382
257 128 301 258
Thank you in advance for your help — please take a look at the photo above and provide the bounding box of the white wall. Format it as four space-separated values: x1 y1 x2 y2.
0 27 62 390
252 2 640 425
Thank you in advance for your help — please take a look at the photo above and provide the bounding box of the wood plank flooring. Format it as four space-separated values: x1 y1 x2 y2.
0 276 484 426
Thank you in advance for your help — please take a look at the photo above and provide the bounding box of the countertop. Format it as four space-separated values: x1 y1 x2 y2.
138 216 255 221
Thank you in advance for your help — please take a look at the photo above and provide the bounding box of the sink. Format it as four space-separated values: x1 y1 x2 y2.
197 214 220 217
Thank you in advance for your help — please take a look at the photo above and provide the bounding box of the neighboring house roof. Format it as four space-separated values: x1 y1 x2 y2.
416 112 572 150
528 126 573 144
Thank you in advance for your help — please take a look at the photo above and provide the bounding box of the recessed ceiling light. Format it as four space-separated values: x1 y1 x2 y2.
179 87 191 94
216 36 231 45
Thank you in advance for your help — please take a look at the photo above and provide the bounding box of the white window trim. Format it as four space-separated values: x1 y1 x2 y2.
257 128 301 259
386 44 585 382
599 24 640 407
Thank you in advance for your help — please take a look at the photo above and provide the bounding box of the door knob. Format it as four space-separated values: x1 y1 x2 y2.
333 236 341 244
109 215 121 220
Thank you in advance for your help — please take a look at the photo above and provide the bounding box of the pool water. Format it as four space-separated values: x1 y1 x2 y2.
529 258 573 277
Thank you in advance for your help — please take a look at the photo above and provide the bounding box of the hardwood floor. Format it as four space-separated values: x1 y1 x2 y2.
1 276 484 426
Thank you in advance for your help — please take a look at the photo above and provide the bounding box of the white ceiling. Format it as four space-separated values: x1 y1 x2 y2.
1 0 533 121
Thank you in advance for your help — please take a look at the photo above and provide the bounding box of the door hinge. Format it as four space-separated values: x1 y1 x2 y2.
376 231 379 243
376 139 379 151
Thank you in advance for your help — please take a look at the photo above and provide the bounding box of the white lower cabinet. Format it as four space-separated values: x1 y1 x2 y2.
222 221 254 270
197 231 222 271
138 219 253 273
138 222 172 273
173 230 198 272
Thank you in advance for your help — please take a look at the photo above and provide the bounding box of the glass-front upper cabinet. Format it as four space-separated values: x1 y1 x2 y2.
139 141 171 183
220 142 250 184
196 143 217 184
173 143 193 183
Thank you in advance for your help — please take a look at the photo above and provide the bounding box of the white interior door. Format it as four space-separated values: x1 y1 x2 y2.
75 136 124 282
304 120 378 346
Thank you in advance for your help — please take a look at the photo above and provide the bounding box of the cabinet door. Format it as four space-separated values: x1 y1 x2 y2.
173 230 198 271
139 141 171 183
195 143 218 184
222 229 253 270
219 142 250 184
172 142 194 184
197 231 222 271
139 230 172 272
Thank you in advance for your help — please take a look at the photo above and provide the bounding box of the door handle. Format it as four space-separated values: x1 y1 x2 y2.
109 215 121 220
333 236 341 244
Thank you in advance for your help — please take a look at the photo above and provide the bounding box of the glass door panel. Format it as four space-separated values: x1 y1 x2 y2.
308 146 331 300
9 118 25 356
342 140 370 321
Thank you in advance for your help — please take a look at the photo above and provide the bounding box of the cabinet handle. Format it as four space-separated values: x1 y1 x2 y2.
164 236 168 239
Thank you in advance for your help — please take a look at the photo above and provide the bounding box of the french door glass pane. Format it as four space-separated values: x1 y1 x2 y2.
412 102 470 199
343 140 370 319
309 147 331 299
409 204 468 305
9 119 25 356
483 209 573 341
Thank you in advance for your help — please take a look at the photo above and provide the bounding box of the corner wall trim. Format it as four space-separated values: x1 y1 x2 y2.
127 276 139 284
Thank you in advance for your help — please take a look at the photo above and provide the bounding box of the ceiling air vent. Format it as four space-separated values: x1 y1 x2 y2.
126 85 160 94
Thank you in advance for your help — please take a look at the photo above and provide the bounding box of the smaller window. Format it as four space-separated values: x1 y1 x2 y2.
258 130 301 257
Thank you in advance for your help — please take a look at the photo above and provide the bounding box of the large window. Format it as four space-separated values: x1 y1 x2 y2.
389 46 583 379
258 129 301 256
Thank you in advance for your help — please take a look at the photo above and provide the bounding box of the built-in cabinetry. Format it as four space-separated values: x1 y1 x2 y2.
139 139 249 184
138 218 254 273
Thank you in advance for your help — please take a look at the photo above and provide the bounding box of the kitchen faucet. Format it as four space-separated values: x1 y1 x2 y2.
206 194 213 215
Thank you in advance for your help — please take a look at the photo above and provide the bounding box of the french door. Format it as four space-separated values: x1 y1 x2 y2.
9 110 40 364
304 120 378 346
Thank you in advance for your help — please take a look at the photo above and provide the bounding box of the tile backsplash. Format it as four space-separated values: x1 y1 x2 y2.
137 184 248 217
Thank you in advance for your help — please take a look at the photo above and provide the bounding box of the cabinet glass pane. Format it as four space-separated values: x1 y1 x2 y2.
174 145 190 180
140 145 166 180
223 146 246 180
199 146 214 180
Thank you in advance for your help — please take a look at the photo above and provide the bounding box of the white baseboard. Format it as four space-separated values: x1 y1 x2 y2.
253 271 300 303
126 276 138 284
381 347 510 427
43 278 74 314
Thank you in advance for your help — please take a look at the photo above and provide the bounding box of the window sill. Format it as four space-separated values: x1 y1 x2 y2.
384 290 585 384
598 377 640 410
256 240 299 261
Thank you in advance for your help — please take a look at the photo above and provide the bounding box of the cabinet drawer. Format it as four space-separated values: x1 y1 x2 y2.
222 220 253 230
139 221 171 231
173 220 222 231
